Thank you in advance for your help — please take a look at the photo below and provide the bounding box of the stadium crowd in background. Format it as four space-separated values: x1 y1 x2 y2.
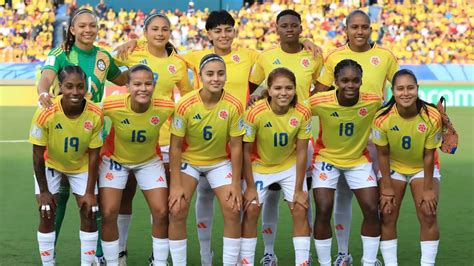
0 0 472 63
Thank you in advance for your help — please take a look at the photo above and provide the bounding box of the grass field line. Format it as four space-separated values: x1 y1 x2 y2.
0 139 28 143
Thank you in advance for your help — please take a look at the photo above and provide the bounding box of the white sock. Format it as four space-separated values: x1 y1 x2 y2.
196 182 215 262
101 239 119 266
152 237 169 265
361 235 380 265
239 237 257 265
314 238 332 266
117 214 132 253
37 231 55 266
420 240 439 266
223 237 241 265
80 231 98 265
293 236 310 265
334 180 353 255
380 239 398 266
169 239 186 266
262 189 280 255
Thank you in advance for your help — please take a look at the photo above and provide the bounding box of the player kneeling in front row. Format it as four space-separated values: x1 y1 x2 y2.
373 70 442 266
168 54 244 265
308 59 382 266
239 68 312 266
30 66 102 266
99 65 174 265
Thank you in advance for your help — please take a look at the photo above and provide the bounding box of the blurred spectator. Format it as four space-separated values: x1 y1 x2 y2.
94 0 107 18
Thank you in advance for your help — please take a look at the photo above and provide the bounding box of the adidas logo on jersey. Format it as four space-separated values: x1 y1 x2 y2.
390 125 400 131
193 114 202 120
140 59 148 65
264 122 273 128
121 119 130 124
272 59 281 65
330 112 339 117
55 123 62 129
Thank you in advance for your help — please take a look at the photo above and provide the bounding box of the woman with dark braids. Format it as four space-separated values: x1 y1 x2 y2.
372 69 442 266
313 10 399 265
309 59 382 266
29 66 103 265
35 8 128 263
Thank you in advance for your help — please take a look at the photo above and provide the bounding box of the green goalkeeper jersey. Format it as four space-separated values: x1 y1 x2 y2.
43 44 121 103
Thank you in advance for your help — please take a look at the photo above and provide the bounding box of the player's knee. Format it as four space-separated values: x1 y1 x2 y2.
291 203 308 221
381 213 398 227
315 202 333 220
170 202 189 222
244 204 261 223
418 210 437 227
151 206 169 224
101 207 119 223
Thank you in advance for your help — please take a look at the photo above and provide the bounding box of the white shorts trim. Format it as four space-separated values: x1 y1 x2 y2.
312 161 377 190
252 165 307 203
99 156 167 190
377 167 441 183
160 145 170 164
181 160 233 189
34 168 98 196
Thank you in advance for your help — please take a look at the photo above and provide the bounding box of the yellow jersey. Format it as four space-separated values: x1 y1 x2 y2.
244 99 312 173
318 44 399 98
29 96 104 173
101 94 174 165
309 90 382 168
249 46 324 102
183 47 259 106
114 45 193 147
372 104 442 175
170 90 245 166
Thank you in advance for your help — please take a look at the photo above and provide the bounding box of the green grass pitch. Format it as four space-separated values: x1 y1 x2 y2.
0 106 472 265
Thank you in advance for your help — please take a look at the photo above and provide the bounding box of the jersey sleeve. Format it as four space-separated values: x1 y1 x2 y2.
386 53 399 83
176 60 194 96
371 114 389 146
248 49 260 66
89 113 104 149
317 57 334 87
106 52 122 81
425 114 442 149
170 105 188 137
28 108 50 146
243 110 257 143
229 108 245 137
297 108 312 139
42 48 66 73
312 54 324 82
249 56 266 86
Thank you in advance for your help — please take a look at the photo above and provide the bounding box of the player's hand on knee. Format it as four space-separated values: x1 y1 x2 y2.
380 187 396 215
169 187 186 213
226 183 242 212
79 193 98 219
419 189 437 215
243 187 259 211
38 192 56 220
292 190 309 210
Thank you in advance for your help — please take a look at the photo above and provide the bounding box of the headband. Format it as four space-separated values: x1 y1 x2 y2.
144 13 169 28
71 9 94 24
199 55 225 72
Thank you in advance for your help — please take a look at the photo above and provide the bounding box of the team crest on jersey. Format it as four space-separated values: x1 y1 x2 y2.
168 64 176 74
370 56 380 66
417 122 427 133
97 59 106 71
300 58 310 68
218 109 229 120
232 54 240 63
289 117 299 127
358 107 368 117
83 120 93 131
319 172 328 181
150 116 160 125
105 172 114 180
